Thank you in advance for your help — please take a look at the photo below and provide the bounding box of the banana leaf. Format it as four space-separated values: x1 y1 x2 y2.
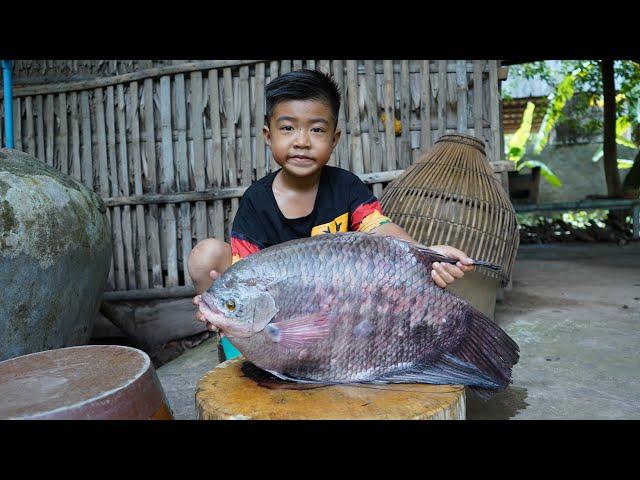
517 160 563 187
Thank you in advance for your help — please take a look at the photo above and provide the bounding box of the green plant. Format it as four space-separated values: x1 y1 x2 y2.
506 101 562 187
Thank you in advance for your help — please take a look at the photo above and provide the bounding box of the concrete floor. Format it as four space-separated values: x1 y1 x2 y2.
157 241 640 420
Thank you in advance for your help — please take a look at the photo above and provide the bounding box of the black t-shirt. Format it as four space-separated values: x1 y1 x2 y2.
230 165 391 263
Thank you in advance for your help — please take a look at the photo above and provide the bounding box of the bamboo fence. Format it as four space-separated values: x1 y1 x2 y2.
0 60 508 300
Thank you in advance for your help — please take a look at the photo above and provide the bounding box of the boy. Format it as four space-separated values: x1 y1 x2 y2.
189 69 475 360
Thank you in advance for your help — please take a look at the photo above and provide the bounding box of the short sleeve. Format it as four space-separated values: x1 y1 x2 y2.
230 191 267 264
347 175 392 232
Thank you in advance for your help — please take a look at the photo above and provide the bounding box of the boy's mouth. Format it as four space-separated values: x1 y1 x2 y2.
288 155 315 165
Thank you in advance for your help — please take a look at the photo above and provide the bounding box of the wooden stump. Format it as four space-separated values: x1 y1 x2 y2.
196 357 466 420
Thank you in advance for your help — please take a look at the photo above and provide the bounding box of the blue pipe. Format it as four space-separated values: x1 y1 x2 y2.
2 60 14 149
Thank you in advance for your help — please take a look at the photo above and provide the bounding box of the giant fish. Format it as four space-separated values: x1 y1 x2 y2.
197 232 519 398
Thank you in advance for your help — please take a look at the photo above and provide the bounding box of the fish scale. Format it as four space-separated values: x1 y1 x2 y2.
203 232 520 396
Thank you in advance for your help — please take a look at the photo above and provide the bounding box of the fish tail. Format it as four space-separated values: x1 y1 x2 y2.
456 308 520 389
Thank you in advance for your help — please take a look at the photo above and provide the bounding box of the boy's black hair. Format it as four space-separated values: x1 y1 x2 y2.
265 69 341 129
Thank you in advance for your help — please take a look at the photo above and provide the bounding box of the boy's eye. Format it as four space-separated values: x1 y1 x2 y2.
311 127 326 133
280 125 294 131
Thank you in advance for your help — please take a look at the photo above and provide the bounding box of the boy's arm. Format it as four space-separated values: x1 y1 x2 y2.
368 221 474 288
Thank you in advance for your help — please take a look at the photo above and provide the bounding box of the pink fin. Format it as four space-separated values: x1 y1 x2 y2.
266 312 334 349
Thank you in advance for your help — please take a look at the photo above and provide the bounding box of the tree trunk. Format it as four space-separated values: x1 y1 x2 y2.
601 59 623 198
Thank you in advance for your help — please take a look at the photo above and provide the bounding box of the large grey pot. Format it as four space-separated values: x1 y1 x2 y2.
0 149 112 361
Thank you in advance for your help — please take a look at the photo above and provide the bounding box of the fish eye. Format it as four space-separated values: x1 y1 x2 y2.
225 299 236 312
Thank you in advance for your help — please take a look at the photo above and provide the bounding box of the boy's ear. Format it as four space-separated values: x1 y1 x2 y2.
331 128 342 149
262 125 271 147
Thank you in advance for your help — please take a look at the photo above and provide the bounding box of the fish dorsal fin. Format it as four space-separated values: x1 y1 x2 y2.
264 311 334 349
400 239 502 273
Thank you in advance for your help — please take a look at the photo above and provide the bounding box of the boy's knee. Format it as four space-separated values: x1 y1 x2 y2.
188 239 231 291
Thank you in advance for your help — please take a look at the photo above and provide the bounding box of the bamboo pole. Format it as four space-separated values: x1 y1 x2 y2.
175 74 192 286
94 87 114 290
456 60 467 134
128 81 149 289
346 60 363 174
223 68 239 234
35 95 45 161
364 60 383 198
383 60 396 171
25 96 35 155
57 93 68 175
117 84 137 289
437 60 447 138
190 72 208 246
399 60 411 168
160 75 179 287
420 60 432 152
105 86 127 290
12 97 21 151
207 69 226 242
473 60 484 140
332 60 348 169
143 78 164 288
44 94 54 166
254 63 266 181
79 91 93 188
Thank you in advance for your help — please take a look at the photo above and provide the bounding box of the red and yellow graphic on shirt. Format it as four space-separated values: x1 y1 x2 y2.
231 234 261 265
350 200 391 232
310 213 349 237
310 200 391 237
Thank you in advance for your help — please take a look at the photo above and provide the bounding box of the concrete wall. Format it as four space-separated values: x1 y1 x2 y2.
523 143 638 203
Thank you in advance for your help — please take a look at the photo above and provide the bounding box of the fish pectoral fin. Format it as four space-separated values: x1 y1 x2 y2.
370 353 505 391
267 311 334 349
251 292 279 333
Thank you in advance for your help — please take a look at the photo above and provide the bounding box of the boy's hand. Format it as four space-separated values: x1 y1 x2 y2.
427 245 475 289
193 270 221 331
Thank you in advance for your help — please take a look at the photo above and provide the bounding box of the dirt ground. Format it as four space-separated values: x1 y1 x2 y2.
157 241 640 420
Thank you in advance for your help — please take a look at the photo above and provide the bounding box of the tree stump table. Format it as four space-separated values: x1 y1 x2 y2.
0 345 173 420
196 357 466 420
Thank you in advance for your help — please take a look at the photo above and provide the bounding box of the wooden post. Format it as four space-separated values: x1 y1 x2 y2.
601 59 623 198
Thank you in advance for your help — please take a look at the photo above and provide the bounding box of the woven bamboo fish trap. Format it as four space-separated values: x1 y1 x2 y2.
380 133 519 285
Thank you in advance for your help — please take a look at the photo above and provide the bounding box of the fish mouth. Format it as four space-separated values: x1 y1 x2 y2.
198 293 225 329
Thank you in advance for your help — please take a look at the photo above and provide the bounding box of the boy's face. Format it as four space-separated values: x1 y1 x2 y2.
263 100 341 178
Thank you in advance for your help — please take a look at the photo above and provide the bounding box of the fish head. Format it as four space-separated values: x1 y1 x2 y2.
199 272 278 338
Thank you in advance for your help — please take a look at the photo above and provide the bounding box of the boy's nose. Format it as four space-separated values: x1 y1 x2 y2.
294 129 311 148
